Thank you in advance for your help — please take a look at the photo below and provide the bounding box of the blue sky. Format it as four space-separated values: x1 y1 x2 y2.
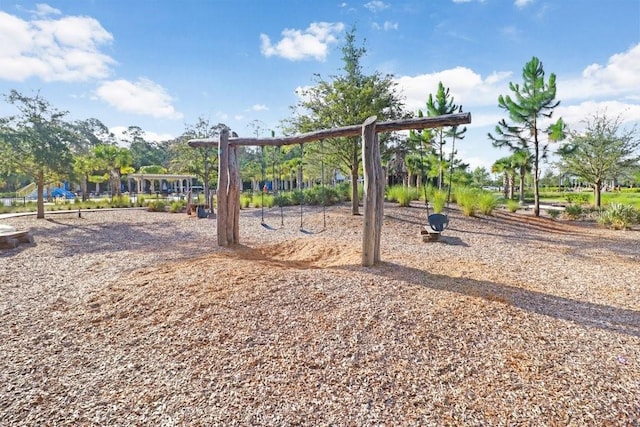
1 0 639 172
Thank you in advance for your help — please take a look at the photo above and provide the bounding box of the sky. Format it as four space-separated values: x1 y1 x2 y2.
0 0 639 173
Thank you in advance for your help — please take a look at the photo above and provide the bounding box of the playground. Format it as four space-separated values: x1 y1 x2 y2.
1 204 638 425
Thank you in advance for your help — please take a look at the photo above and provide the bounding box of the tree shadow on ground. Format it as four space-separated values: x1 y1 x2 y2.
23 214 216 259
341 261 640 338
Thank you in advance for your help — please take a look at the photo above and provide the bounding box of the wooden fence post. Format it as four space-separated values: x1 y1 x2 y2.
217 129 229 246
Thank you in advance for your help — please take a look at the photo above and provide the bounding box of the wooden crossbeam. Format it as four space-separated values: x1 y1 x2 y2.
188 112 471 148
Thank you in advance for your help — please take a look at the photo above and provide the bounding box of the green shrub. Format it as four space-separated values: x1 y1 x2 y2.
253 193 274 208
110 195 131 208
386 185 418 207
386 185 403 203
597 203 638 230
507 199 520 213
547 209 561 219
169 200 186 213
302 185 339 205
431 190 447 213
478 193 498 215
273 193 293 207
563 204 583 220
565 193 590 205
334 182 351 201
147 200 167 212
240 193 251 209
455 187 478 217
313 186 340 205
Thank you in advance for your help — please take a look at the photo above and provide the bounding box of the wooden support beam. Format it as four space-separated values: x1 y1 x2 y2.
362 116 378 267
188 112 471 148
216 129 229 246
228 145 241 244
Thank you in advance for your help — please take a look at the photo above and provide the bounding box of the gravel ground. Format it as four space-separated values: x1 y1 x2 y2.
1 204 639 426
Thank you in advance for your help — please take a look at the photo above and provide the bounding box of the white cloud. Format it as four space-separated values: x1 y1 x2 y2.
109 126 174 144
96 78 183 119
559 43 640 102
557 101 640 132
0 10 114 82
372 21 399 31
395 66 512 112
260 22 345 61
33 3 61 17
250 104 269 112
514 0 534 7
364 1 389 12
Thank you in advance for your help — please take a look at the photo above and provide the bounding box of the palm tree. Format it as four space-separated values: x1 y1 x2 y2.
93 144 134 197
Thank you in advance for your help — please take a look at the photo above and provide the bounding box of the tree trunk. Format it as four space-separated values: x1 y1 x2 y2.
594 180 602 207
518 166 525 204
533 142 540 217
110 169 122 197
203 157 211 207
438 141 444 190
351 165 359 215
81 175 88 201
509 174 515 200
37 170 45 219
502 173 508 199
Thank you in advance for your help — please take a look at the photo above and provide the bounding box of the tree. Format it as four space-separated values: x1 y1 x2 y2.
93 144 134 197
489 57 565 216
1 90 74 218
72 118 109 153
288 28 406 215
557 112 640 207
426 82 466 189
491 151 529 200
471 167 491 188
73 152 97 201
122 126 170 170
171 118 225 200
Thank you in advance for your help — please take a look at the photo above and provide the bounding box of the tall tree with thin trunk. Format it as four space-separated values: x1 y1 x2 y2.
558 112 640 207
489 57 565 216
1 90 74 218
288 28 405 215
426 82 465 190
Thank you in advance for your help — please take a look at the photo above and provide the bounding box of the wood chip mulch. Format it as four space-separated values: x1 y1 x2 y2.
1 204 638 425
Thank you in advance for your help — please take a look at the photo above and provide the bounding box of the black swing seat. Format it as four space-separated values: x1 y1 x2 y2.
428 213 449 232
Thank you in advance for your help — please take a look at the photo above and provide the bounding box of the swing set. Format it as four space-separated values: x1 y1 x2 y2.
188 112 471 266
259 142 327 234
